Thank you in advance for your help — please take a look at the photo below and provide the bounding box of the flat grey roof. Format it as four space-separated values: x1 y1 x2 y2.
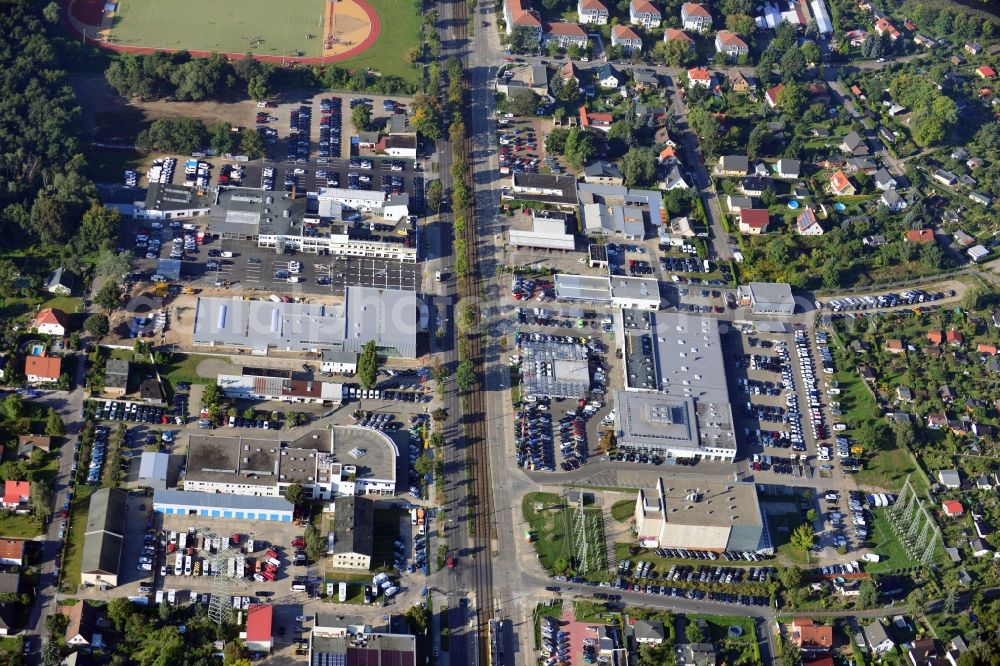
185 434 281 487
332 495 374 556
342 286 424 358
139 452 169 481
154 489 294 513
554 274 612 302
323 426 399 486
610 276 661 305
105 359 129 389
311 633 416 663
658 480 763 529
146 183 212 212
614 389 736 453
747 281 794 308
521 340 590 399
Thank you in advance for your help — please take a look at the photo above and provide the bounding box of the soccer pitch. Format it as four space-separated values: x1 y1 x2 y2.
107 0 327 58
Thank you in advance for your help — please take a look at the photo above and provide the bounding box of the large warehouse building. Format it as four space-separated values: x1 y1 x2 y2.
182 427 399 499
191 286 427 357
634 479 772 554
153 489 295 522
614 311 737 462
80 488 127 588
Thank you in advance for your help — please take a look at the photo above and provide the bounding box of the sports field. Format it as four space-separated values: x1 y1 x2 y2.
107 0 329 57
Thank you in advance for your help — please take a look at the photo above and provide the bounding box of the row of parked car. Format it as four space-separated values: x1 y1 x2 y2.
825 288 944 312
99 400 176 425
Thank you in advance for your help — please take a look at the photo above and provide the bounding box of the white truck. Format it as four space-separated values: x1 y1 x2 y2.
184 555 193 576
339 582 347 602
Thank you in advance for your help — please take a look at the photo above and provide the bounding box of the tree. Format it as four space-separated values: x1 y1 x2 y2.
404 604 431 634
660 38 695 67
747 123 769 160
106 597 136 631
43 1 61 23
84 314 110 338
358 340 379 389
223 641 249 666
687 107 722 157
858 579 879 609
564 127 597 169
510 25 539 53
559 77 581 105
622 147 657 187
96 250 133 278
45 408 65 437
209 122 234 155
414 453 433 477
29 481 51 521
805 508 817 523
943 586 958 615
136 117 209 153
780 47 806 81
685 622 706 643
508 88 540 117
247 74 270 101
456 359 476 392
239 129 266 159
777 82 807 116
779 638 801 666
201 383 223 408
427 180 443 213
545 127 570 154
95 281 121 313
789 523 815 552
907 588 927 617
304 523 325 561
411 93 443 139
725 13 755 36
77 204 120 254
801 41 821 64
778 566 802 590
284 483 306 507
352 104 373 132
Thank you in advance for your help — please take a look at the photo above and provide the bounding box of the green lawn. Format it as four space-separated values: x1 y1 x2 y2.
331 0 421 83
0 513 44 539
522 493 571 574
610 500 634 523
533 601 564 647
159 353 213 397
866 508 921 574
43 295 84 314
60 485 97 595
687 614 759 664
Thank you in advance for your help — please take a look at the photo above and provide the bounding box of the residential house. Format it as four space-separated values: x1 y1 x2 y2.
611 24 644 53
874 168 897 190
970 539 990 557
927 330 943 345
629 0 661 27
840 132 868 155
968 244 990 263
969 191 993 205
560 60 581 84
864 622 896 654
927 412 948 430
715 30 748 58
909 640 946 666
583 161 625 185
846 29 867 46
977 66 996 79
896 386 914 402
965 41 982 55
597 63 622 89
940 385 956 402
675 643 718 666
579 107 613 131
1 481 29 512
544 22 589 48
664 28 695 49
946 637 969 666
765 83 783 108
104 358 129 397
657 145 678 164
874 17 900 40
741 177 770 196
913 33 936 48
18 435 52 454
502 0 542 38
680 2 711 31
717 155 749 176
739 209 770 235
829 171 856 196
946 330 963 345
789 619 833 654
632 70 660 89
905 229 935 244
884 339 905 354
881 189 907 212
661 165 690 190
933 169 958 186
726 195 755 213
796 207 823 236
863 234 887 246
687 67 712 88
45 267 74 296
33 308 69 337
0 540 24 566
978 343 997 355
633 620 665 644
577 0 609 24
139 378 164 405
776 159 800 178
846 156 877 174
942 500 964 517
25 355 61 384
65 603 97 647
729 69 757 92
938 469 961 489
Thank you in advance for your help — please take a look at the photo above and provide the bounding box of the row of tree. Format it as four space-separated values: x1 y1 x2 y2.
135 117 266 158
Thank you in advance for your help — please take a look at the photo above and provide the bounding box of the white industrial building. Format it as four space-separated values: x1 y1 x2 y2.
554 274 661 310
508 211 577 250
153 489 295 522
737 282 796 315
218 368 344 404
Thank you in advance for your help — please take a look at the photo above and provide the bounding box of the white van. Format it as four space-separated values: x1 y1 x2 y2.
435 271 442 281
221 251 234 258
287 276 302 284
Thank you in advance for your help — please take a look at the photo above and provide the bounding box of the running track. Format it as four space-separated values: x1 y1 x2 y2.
63 0 381 65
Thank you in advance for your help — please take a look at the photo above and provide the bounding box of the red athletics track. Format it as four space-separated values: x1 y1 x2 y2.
63 0 381 65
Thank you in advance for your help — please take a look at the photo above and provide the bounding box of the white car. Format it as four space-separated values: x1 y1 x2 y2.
293 168 307 175
288 261 302 273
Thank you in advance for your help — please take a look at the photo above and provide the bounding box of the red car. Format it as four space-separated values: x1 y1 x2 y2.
447 556 456 569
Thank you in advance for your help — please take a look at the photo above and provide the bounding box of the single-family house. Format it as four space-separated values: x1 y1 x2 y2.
680 2 711 31
874 168 897 190
969 191 993 205
717 155 749 176
741 177 770 196
675 643 718 666
729 69 757 92
913 33 936 48
726 195 754 213
933 169 958 186
970 538 990 557
658 145 678 164
687 67 712 88
45 267 74 296
579 107 613 132
64 602 97 647
829 171 856 196
633 620 665 644
502 0 542 38
776 159 800 178
19 435 52 454
664 28 695 48
765 83 783 108
942 500 964 517
33 308 69 337
846 30 867 46
965 41 982 55
846 156 878 174
629 0 661 27
946 330 964 345
884 339 905 354
905 229 935 244
938 469 961 489
881 189 907 212
874 17 900 40
840 132 868 156
977 343 997 355
0 540 25 566
25 355 61 384
967 244 990 263
583 161 625 185
789 619 833 654
927 330 943 345
864 622 896 654
597 63 622 89
611 24 644 53
896 386 914 402
577 0 609 24
715 30 748 58
560 60 581 84
796 207 823 236
661 165 690 190
739 209 770 235
977 66 996 79
1 481 30 512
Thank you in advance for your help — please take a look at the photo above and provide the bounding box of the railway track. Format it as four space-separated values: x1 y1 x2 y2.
444 0 498 660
